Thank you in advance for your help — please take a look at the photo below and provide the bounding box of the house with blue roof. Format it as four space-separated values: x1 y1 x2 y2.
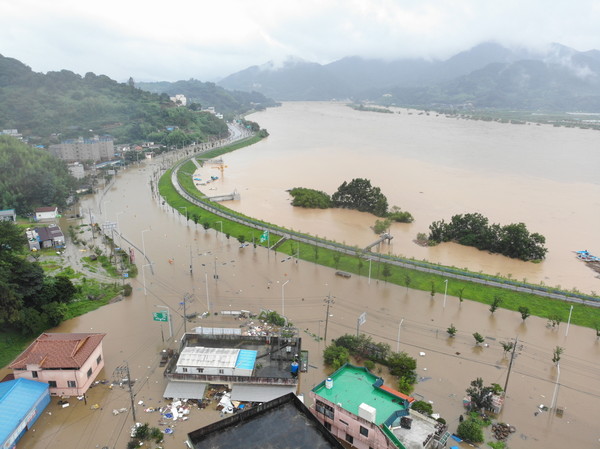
0 378 50 449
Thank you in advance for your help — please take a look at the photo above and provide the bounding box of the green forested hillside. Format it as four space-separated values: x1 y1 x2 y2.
0 55 228 145
135 79 278 116
0 136 74 214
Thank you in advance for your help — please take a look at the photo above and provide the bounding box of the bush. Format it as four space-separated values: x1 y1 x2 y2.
457 418 484 443
363 360 375 371
411 400 433 416
122 283 133 296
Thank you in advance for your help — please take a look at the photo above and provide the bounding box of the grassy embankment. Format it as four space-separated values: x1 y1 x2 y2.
159 138 600 335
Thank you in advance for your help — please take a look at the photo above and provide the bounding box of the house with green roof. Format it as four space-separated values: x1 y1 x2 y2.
310 364 446 449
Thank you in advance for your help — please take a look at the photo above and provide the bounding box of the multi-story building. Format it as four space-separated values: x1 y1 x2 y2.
9 333 106 397
49 136 114 162
310 364 448 449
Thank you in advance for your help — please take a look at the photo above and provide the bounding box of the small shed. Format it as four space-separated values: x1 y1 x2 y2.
0 209 16 222
0 378 50 449
34 207 58 221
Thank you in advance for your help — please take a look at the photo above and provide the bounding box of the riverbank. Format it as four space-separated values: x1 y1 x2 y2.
158 142 600 332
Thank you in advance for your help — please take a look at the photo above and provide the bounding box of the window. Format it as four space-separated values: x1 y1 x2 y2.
345 433 354 444
182 368 188 373
96 355 102 365
196 368 204 373
339 419 349 426
324 422 331 431
32 371 38 378
316 400 335 419
218 369 224 374
87 367 92 378
67 381 76 388
360 426 369 437
48 381 57 388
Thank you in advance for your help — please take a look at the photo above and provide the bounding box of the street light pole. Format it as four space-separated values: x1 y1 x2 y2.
368 259 372 285
216 221 223 240
142 263 152 296
396 318 404 352
282 280 290 317
443 279 448 309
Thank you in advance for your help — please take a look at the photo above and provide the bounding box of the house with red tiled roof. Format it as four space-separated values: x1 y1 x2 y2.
8 333 106 396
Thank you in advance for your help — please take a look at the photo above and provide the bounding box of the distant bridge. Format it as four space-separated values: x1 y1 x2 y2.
364 233 393 252
205 189 240 202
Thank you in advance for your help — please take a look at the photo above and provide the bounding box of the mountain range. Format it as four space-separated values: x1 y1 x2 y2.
216 42 600 111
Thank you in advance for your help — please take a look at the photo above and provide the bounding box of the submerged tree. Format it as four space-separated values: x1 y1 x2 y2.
518 306 530 321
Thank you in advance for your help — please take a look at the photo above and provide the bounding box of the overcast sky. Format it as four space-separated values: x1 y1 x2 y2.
2 0 600 83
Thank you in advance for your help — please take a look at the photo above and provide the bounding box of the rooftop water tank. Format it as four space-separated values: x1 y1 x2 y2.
325 377 333 389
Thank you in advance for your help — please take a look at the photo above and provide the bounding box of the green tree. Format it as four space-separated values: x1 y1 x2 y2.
237 235 246 245
411 400 433 416
404 274 412 290
457 418 484 443
447 324 457 337
382 263 392 283
332 253 341 269
489 295 502 314
465 377 495 412
518 306 530 321
331 178 389 217
500 341 514 355
288 187 331 209
202 221 210 231
473 332 485 345
548 314 562 328
323 344 349 370
373 218 391 234
552 346 564 365
387 352 417 383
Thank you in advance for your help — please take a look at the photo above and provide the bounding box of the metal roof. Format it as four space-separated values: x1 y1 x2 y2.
177 347 239 369
0 378 50 447
163 381 207 400
230 384 296 402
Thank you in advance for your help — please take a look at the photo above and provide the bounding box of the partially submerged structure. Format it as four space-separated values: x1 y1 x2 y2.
9 333 106 396
309 364 448 449
0 378 50 449
163 331 301 403
187 392 344 449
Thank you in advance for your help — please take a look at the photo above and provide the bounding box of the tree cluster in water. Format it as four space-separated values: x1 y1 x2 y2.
289 178 413 222
428 212 548 261
323 334 417 395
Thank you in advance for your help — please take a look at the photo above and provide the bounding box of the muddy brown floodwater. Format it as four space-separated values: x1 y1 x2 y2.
5 103 600 449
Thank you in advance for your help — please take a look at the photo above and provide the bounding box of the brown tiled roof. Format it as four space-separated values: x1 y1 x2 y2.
9 333 106 369
35 206 58 213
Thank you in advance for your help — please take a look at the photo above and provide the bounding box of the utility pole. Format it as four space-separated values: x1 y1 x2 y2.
113 361 136 423
503 336 519 399
324 294 334 343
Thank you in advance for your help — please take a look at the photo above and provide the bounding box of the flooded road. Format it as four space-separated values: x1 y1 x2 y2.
8 104 600 449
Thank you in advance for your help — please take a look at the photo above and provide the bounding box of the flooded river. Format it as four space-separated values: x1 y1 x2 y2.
9 103 600 449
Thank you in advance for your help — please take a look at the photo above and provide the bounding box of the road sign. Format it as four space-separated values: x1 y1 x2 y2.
153 311 168 322
358 312 367 326
123 272 129 278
